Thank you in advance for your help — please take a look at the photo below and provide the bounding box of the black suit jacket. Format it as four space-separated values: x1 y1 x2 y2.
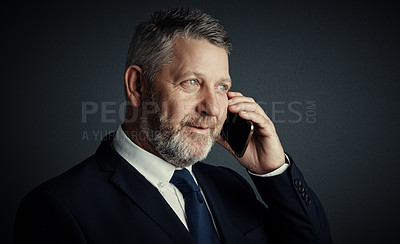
14 135 332 243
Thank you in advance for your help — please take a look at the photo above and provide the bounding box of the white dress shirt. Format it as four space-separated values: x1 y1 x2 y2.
113 126 197 229
112 125 289 229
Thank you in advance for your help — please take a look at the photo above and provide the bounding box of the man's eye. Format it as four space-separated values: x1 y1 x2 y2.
218 84 228 92
180 79 199 91
186 80 197 86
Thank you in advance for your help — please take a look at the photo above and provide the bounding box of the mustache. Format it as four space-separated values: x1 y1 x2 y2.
181 115 218 130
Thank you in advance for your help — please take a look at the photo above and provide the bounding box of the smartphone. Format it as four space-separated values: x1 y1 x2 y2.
220 110 254 158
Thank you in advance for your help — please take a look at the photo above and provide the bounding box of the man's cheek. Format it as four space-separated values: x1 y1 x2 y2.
183 103 195 114
160 104 180 126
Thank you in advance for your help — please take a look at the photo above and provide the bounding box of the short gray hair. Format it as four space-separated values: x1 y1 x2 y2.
125 8 232 84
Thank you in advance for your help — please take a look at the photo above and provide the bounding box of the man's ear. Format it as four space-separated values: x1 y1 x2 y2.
124 65 145 107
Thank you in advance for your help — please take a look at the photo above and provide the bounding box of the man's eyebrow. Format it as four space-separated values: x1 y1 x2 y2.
222 78 232 85
180 71 231 84
178 71 203 79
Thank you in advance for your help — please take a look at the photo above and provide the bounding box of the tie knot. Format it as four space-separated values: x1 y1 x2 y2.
170 169 201 195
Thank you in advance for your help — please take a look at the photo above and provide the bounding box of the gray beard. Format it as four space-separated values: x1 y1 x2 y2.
139 93 217 167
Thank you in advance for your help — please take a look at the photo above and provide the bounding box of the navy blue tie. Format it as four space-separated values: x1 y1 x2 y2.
170 169 221 244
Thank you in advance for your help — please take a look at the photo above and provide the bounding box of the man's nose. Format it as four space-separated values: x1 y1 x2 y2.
196 88 220 117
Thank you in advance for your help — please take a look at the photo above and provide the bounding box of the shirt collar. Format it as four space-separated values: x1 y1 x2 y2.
112 125 193 187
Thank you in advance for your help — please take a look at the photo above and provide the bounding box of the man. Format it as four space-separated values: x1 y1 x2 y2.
14 8 332 243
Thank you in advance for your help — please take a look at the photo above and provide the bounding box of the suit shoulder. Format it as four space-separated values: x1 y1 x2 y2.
27 155 105 199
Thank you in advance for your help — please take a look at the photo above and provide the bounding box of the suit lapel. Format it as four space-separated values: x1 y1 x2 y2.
193 163 247 243
95 136 195 244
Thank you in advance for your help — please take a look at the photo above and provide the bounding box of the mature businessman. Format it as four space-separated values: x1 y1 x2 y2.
14 8 332 243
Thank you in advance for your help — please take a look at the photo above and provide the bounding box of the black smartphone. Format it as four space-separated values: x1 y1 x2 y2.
220 110 254 158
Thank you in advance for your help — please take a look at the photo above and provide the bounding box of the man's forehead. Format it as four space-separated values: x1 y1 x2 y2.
168 38 229 74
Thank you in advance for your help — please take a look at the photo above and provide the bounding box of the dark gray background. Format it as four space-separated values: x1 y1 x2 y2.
2 0 399 243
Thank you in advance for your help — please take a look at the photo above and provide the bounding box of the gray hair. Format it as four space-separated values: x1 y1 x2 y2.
125 8 232 85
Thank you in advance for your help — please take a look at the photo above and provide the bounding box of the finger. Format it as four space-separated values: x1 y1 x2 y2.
228 96 256 105
229 99 267 119
238 110 276 135
227 91 243 98
228 101 259 113
227 91 258 106
227 91 270 125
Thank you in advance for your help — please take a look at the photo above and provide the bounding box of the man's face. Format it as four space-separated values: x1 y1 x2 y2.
142 38 231 167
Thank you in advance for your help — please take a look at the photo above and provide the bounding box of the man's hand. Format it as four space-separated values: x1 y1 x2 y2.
217 91 286 174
